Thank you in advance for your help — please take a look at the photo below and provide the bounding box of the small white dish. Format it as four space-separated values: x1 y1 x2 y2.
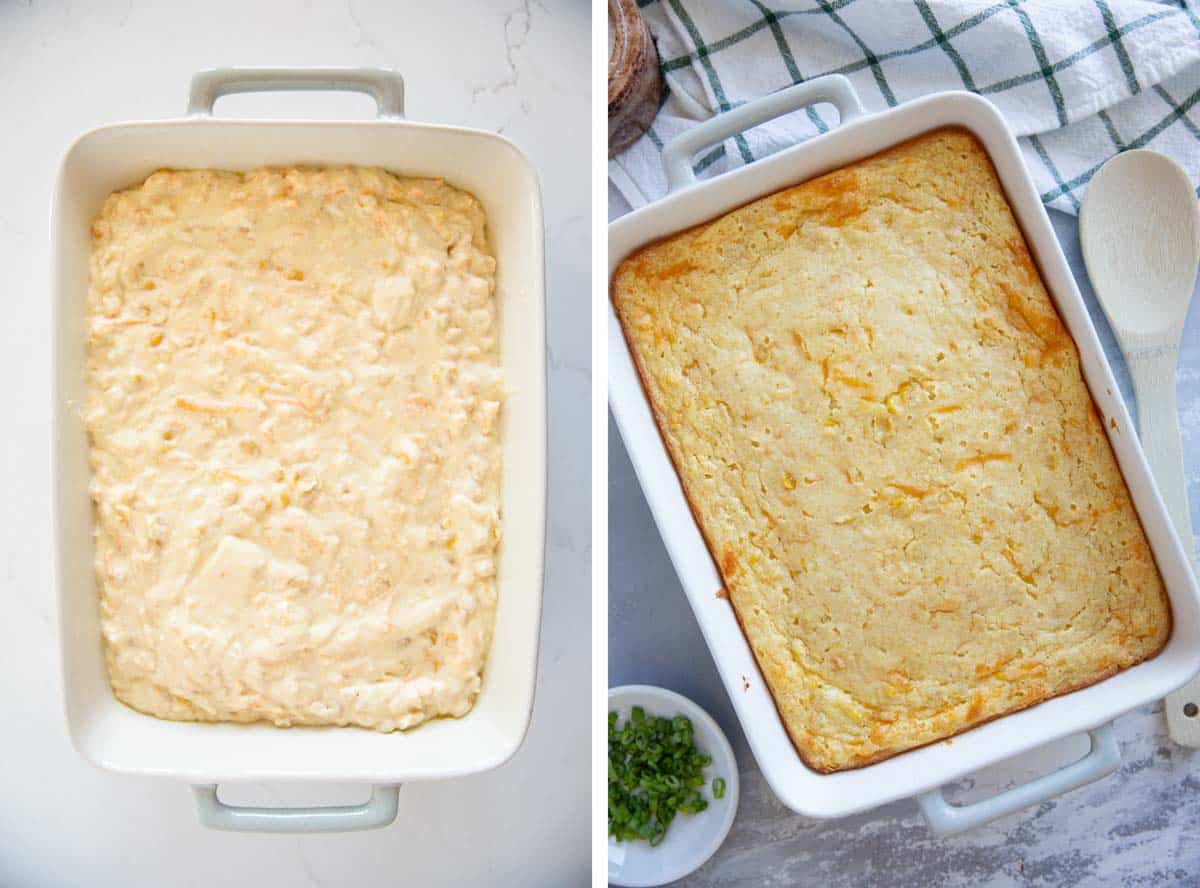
607 685 739 887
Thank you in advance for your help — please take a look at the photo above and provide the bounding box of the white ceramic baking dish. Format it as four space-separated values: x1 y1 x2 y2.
53 68 546 832
609 76 1200 835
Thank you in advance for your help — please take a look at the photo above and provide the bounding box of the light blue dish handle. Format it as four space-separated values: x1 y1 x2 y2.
187 67 405 119
192 784 401 833
660 74 866 193
916 724 1119 836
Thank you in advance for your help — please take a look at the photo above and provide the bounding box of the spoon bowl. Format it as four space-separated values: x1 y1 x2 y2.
1081 149 1200 341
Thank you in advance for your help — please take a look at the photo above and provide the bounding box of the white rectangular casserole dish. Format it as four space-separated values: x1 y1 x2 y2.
608 76 1200 835
53 68 546 832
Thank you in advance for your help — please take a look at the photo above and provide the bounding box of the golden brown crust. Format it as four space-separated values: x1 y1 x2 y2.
612 128 1171 773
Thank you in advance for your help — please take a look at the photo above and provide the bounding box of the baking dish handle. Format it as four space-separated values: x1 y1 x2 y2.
660 74 865 193
192 783 400 833
916 723 1119 836
187 67 405 120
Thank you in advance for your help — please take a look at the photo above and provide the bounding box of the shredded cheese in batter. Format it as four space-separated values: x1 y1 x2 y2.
85 166 503 731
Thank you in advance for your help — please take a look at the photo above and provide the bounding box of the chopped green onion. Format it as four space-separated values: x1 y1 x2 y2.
608 707 724 846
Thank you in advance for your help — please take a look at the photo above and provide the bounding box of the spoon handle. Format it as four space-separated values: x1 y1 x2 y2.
1128 352 1200 745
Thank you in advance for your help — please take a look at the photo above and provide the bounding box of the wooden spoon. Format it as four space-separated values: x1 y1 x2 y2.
1080 149 1200 745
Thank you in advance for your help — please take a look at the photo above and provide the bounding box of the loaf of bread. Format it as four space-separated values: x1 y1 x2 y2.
612 128 1171 772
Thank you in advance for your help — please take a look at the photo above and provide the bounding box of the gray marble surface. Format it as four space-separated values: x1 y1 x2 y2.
609 197 1200 884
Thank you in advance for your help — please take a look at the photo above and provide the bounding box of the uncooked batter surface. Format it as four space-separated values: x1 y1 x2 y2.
86 166 503 731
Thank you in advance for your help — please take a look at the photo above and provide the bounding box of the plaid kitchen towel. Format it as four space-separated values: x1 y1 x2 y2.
610 0 1200 213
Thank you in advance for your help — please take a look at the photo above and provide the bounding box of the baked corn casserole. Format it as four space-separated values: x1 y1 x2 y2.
85 167 503 731
612 129 1170 772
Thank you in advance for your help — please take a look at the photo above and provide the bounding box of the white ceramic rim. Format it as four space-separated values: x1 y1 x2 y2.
608 87 1200 820
53 70 547 786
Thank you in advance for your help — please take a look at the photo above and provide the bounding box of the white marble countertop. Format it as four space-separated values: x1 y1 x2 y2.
609 188 1200 882
0 2 589 885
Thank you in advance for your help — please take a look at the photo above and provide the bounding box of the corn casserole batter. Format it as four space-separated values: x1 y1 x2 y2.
85 166 503 731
